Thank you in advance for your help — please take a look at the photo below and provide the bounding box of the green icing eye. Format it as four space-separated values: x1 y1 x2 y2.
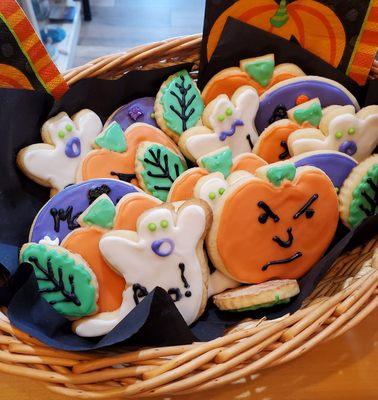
218 188 225 195
348 127 356 135
209 192 216 200
58 131 65 139
160 220 168 228
225 108 233 116
148 223 157 232
335 131 343 139
218 114 225 122
66 124 73 132
150 112 155 119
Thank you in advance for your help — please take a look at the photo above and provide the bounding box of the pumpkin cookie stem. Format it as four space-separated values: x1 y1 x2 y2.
271 0 289 28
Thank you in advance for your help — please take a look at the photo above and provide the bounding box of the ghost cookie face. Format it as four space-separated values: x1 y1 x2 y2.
17 110 103 195
180 86 259 163
255 76 359 133
78 122 180 186
288 105 378 162
202 54 305 105
154 70 204 143
73 200 211 337
339 155 378 229
207 163 339 283
105 97 157 130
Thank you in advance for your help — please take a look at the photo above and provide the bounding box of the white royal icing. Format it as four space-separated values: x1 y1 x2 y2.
73 204 208 337
194 172 228 211
289 106 378 162
184 87 259 161
38 236 60 246
21 110 103 191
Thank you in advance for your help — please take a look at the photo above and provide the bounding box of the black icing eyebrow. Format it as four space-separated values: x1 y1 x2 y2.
293 194 319 219
258 201 279 223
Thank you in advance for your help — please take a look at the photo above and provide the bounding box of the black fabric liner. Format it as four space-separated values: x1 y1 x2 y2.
0 34 376 350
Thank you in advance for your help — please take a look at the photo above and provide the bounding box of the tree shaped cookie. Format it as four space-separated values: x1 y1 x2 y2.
288 105 378 161
17 110 103 195
78 122 182 188
20 243 98 318
179 86 259 164
73 200 211 337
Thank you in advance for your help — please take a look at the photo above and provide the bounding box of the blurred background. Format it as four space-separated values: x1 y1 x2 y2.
19 0 206 71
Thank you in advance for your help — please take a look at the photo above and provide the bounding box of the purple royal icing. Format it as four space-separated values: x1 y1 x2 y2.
338 140 357 156
256 80 357 133
294 152 357 189
107 97 157 130
65 137 81 158
30 179 139 243
219 119 244 141
151 238 175 257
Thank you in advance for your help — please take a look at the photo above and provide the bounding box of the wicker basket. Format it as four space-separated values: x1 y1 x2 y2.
0 35 377 399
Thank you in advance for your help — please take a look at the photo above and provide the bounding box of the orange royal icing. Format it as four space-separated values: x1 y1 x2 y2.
213 168 339 283
231 153 267 174
168 168 209 202
80 124 180 183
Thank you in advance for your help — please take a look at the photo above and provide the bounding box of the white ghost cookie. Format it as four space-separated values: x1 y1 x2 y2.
73 200 211 337
17 110 103 195
179 86 259 163
288 105 378 161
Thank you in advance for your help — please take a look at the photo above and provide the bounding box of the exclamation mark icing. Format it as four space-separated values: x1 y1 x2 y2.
178 263 192 297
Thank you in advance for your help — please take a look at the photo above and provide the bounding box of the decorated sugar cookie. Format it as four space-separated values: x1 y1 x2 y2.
179 86 259 163
73 200 211 336
105 97 157 130
168 153 267 203
292 151 357 191
213 279 300 312
207 163 339 283
202 54 305 105
20 243 98 318
30 179 138 244
253 98 323 163
339 155 377 229
78 122 181 186
154 70 204 142
62 193 161 314
135 141 187 201
17 110 103 195
255 76 359 133
288 105 378 162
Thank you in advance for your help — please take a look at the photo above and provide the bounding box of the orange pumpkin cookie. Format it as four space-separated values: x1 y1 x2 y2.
202 54 305 105
62 193 161 313
207 163 339 283
78 122 180 187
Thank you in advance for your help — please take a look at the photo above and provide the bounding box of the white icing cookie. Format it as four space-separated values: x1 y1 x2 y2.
179 86 259 162
73 200 211 336
17 110 103 194
288 105 378 162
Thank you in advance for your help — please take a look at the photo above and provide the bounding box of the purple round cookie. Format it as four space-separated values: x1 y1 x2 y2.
105 97 157 130
256 78 359 133
293 151 357 190
30 179 139 243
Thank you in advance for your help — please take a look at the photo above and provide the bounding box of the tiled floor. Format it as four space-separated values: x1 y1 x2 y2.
74 0 206 66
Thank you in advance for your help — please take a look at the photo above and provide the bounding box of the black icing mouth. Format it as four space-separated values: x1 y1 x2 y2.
261 251 302 271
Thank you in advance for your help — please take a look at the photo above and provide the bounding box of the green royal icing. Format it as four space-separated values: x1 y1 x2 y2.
201 148 233 178
270 0 289 28
160 70 204 135
267 163 296 187
20 244 96 318
231 297 291 312
83 197 116 229
293 103 323 127
95 122 127 152
244 59 275 87
140 144 187 201
349 164 378 228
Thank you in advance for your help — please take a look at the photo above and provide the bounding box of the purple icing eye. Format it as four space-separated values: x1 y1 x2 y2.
65 137 81 158
338 140 357 156
128 106 144 121
151 238 175 257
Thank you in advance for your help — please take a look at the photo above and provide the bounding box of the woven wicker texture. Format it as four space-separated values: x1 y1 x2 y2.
0 35 376 398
